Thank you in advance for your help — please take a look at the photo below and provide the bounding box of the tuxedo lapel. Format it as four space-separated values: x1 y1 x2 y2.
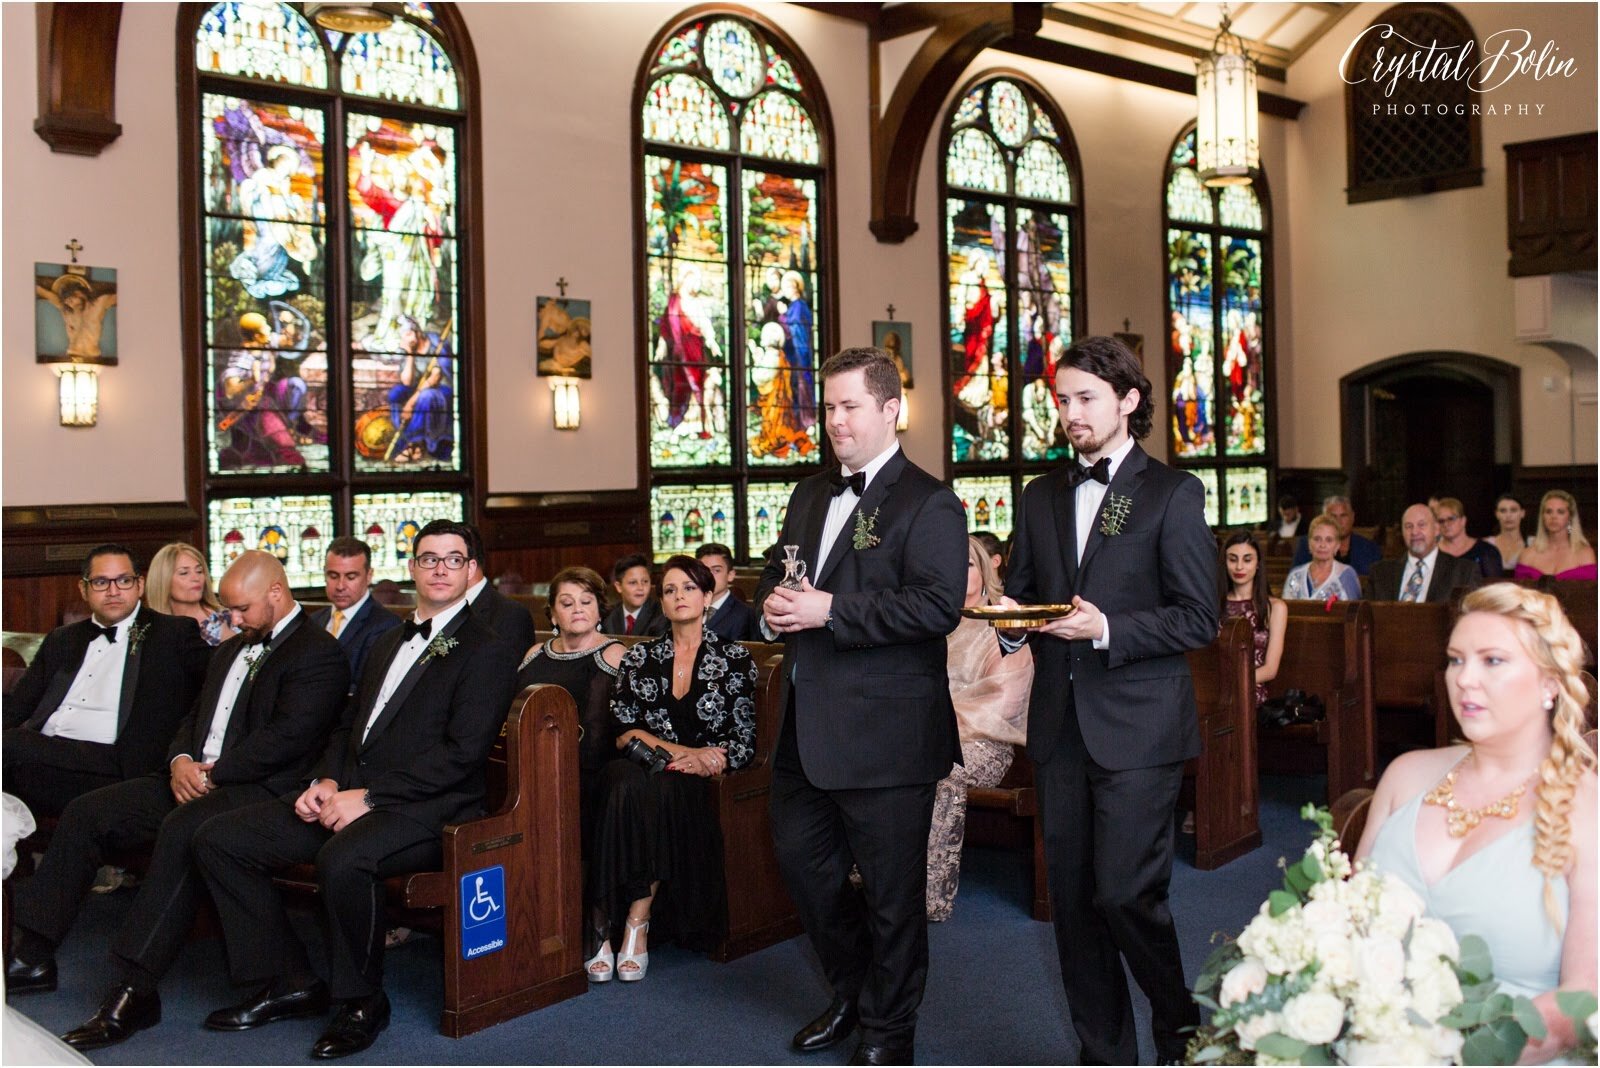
114 618 151 738
1053 472 1079 588
342 599 375 648
1076 446 1148 582
220 613 307 752
793 478 828 583
192 637 246 753
818 451 907 588
360 608 470 749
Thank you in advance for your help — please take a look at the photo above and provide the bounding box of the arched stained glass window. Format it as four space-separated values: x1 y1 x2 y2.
942 75 1082 543
638 12 832 562
185 2 474 587
1163 125 1272 528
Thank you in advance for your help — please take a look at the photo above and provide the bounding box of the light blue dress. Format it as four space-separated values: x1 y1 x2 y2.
1281 560 1362 601
1368 788 1565 999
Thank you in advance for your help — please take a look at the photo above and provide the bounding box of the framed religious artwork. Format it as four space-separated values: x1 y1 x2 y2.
535 295 592 378
36 262 118 365
872 320 912 389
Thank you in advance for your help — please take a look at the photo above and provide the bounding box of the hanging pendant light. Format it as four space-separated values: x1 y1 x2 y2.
303 2 401 33
1195 7 1259 187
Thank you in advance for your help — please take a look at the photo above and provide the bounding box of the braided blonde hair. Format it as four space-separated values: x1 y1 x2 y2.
1458 583 1595 930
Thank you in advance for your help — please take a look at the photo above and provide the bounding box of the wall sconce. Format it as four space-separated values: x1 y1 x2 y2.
52 363 99 426
550 377 581 430
896 391 910 431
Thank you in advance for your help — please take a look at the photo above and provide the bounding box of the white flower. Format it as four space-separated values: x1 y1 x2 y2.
1282 991 1346 1046
1405 960 1462 1021
1353 934 1407 992
1234 1011 1283 1052
1219 958 1269 1006
1406 917 1459 968
1338 1032 1438 1065
1371 879 1426 938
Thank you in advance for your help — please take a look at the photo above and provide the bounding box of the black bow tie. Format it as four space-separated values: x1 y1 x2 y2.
89 623 117 644
830 470 867 498
248 631 273 649
1065 457 1112 488
403 618 433 643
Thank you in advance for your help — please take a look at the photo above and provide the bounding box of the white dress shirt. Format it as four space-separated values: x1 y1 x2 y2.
465 577 488 604
1401 547 1440 602
817 441 901 570
43 604 142 744
328 593 370 636
363 597 468 743
1073 437 1137 649
179 604 304 765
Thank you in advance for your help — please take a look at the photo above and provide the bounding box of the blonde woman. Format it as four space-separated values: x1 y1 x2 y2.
145 543 234 645
1515 490 1597 581
1356 584 1596 1062
1280 514 1361 601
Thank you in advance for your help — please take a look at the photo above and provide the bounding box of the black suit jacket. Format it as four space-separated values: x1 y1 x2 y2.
755 448 968 790
706 594 758 643
1367 552 1480 603
312 607 518 831
311 597 402 694
3 610 211 778
167 610 349 796
599 599 668 638
470 584 537 653
1005 445 1219 770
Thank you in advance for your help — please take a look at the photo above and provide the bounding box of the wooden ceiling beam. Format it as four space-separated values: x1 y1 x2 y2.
34 2 124 156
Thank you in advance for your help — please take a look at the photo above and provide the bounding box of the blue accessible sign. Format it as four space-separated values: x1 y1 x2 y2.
459 865 507 960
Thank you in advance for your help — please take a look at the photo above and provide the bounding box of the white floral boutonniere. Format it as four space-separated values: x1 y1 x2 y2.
1099 491 1134 537
244 645 269 681
852 507 881 550
126 621 151 656
419 635 458 666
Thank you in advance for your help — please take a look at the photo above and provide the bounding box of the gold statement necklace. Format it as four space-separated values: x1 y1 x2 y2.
1422 751 1530 838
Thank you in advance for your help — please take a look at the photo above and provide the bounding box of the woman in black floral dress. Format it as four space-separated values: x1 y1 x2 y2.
587 555 756 982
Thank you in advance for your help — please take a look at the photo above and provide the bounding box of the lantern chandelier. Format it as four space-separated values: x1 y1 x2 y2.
1195 5 1260 187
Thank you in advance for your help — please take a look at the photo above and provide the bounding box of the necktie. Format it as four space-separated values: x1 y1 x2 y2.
1065 457 1112 488
1401 560 1426 602
402 618 433 642
89 623 117 644
330 608 345 638
625 613 636 635
829 470 867 498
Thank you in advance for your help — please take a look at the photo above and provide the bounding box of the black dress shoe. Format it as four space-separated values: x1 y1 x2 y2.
205 980 330 1031
849 1042 913 1065
5 954 57 995
311 993 390 1059
61 985 161 1050
792 996 859 1052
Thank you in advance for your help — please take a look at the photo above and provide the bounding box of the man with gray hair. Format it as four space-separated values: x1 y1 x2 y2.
1291 493 1383 575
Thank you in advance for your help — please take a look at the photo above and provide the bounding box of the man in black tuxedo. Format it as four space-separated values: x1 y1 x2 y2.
461 523 537 653
310 536 401 692
1368 503 1481 602
5 552 348 1049
191 520 517 1060
1000 336 1218 1064
698 542 757 642
757 347 967 1066
599 552 668 637
3 544 209 816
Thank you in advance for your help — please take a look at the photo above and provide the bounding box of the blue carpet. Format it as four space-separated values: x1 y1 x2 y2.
8 776 1325 1065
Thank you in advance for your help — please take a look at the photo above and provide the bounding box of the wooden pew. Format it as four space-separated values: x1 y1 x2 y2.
966 754 1048 922
1367 601 1455 753
1542 578 1597 671
1261 601 1376 802
1184 615 1261 869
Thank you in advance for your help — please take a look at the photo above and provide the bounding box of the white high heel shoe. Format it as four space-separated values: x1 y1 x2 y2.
617 918 649 982
585 936 615 983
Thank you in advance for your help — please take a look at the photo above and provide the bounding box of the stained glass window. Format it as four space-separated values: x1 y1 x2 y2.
641 15 828 562
190 3 473 586
1189 469 1221 527
1164 126 1272 527
943 77 1081 519
353 490 465 582
952 475 1016 542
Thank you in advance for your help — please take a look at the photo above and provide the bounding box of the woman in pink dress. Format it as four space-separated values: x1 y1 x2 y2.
1514 490 1597 581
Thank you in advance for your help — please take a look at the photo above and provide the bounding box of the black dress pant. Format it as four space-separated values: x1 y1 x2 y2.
192 798 440 1000
769 704 936 1051
11 775 275 984
1033 690 1197 1065
2 728 122 818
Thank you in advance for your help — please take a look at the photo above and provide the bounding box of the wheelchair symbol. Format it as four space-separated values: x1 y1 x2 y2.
466 876 501 923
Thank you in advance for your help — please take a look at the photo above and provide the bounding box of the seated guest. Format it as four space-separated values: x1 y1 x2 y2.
1515 490 1598 581
1356 584 1595 1062
970 529 1005 579
145 542 234 646
696 542 757 642
1488 493 1529 575
3 544 209 816
588 555 756 981
1281 514 1362 601
461 523 538 651
1220 532 1287 709
599 552 667 637
1291 494 1382 576
1275 494 1306 540
926 536 1032 922
1369 504 1482 602
6 552 348 1049
311 536 401 693
1433 496 1502 580
191 520 518 1060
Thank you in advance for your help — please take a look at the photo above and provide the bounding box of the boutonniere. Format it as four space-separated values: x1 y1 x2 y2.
419 635 458 666
244 646 269 681
1099 491 1134 537
852 507 881 550
126 621 151 656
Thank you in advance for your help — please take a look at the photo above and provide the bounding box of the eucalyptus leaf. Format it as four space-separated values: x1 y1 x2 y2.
1555 989 1598 1025
1457 934 1494 984
1268 889 1298 917
1254 1033 1309 1058
1511 996 1547 1041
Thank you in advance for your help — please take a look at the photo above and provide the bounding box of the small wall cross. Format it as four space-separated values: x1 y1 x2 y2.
65 238 83 264
556 277 569 297
885 304 896 320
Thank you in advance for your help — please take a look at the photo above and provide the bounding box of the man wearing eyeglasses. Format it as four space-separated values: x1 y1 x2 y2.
192 519 518 1060
3 543 210 817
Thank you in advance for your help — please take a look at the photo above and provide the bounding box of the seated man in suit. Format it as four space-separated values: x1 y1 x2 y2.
599 552 667 637
5 552 349 1050
1292 494 1383 576
460 522 537 652
698 541 756 642
311 536 400 693
3 544 210 816
1368 503 1481 603
192 519 518 1060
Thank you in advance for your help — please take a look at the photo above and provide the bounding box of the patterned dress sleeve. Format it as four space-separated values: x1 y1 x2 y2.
695 636 757 769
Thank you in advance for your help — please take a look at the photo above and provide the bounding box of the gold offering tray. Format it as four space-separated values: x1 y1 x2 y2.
961 604 1076 628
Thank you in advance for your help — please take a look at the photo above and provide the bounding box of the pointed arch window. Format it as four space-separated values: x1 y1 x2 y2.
940 76 1083 544
636 13 834 561
1163 125 1273 527
184 0 477 585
